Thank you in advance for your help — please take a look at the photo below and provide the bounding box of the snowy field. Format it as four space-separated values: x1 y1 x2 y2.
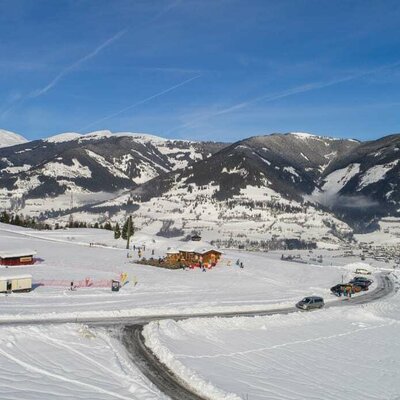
0 223 367 321
0 324 167 400
0 223 396 399
144 277 400 400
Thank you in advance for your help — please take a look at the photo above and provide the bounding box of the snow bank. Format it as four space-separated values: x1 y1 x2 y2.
143 320 241 400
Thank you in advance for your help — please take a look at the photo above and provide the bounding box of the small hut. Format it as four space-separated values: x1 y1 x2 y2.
0 250 37 266
0 274 32 292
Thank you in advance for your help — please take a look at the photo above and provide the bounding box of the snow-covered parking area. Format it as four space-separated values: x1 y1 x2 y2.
144 282 400 400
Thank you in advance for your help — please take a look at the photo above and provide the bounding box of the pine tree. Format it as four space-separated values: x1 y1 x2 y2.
0 211 10 223
13 214 21 226
122 216 134 240
114 223 121 239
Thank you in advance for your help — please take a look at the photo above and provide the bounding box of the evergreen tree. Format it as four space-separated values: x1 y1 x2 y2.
13 214 21 226
122 216 134 240
0 211 10 223
114 223 121 239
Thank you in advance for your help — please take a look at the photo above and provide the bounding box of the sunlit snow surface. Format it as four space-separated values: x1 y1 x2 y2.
0 223 397 399
0 223 358 319
0 324 165 400
144 287 400 400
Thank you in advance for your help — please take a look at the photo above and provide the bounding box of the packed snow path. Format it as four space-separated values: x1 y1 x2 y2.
118 273 393 400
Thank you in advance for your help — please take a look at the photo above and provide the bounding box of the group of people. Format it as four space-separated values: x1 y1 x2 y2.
236 259 245 268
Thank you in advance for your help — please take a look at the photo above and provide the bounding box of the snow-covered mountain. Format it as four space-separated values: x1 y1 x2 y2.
3 129 400 243
128 132 359 203
0 129 27 148
315 134 400 227
0 130 226 212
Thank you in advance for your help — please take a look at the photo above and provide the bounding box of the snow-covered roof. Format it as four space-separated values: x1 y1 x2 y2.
0 250 37 259
166 249 180 254
0 274 32 280
178 246 223 255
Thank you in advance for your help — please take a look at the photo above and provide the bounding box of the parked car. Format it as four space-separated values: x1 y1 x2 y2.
351 276 373 284
330 283 362 296
350 281 371 290
355 268 371 275
296 296 324 310
350 277 373 289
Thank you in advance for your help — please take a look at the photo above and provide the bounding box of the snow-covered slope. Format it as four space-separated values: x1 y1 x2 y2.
0 130 226 213
315 134 400 227
4 129 400 239
0 129 27 148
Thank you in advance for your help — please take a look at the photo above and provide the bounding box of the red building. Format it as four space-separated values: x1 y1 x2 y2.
0 250 37 266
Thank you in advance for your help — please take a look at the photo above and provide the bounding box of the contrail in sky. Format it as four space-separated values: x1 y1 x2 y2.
30 30 127 98
166 59 400 134
81 74 201 131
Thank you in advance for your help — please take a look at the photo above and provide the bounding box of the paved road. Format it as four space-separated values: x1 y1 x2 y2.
117 273 394 400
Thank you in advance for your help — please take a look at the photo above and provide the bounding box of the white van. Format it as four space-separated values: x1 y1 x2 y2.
355 268 371 275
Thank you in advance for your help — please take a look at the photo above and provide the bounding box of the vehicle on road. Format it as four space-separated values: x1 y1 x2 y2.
296 296 324 310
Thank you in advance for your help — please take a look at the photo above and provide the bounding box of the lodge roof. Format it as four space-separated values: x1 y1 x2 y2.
166 249 180 254
0 249 37 259
0 274 32 280
178 246 223 255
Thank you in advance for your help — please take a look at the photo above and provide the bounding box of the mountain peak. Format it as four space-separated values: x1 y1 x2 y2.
0 129 27 148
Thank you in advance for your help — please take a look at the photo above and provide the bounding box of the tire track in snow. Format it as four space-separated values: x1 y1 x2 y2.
173 320 398 359
0 347 139 400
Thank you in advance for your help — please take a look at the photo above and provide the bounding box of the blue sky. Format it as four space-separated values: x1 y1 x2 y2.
0 0 400 142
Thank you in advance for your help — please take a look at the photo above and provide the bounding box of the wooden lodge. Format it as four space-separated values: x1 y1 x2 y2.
166 249 180 264
166 246 223 267
0 250 37 266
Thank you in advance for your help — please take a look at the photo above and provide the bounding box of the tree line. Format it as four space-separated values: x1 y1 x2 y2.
0 210 134 240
